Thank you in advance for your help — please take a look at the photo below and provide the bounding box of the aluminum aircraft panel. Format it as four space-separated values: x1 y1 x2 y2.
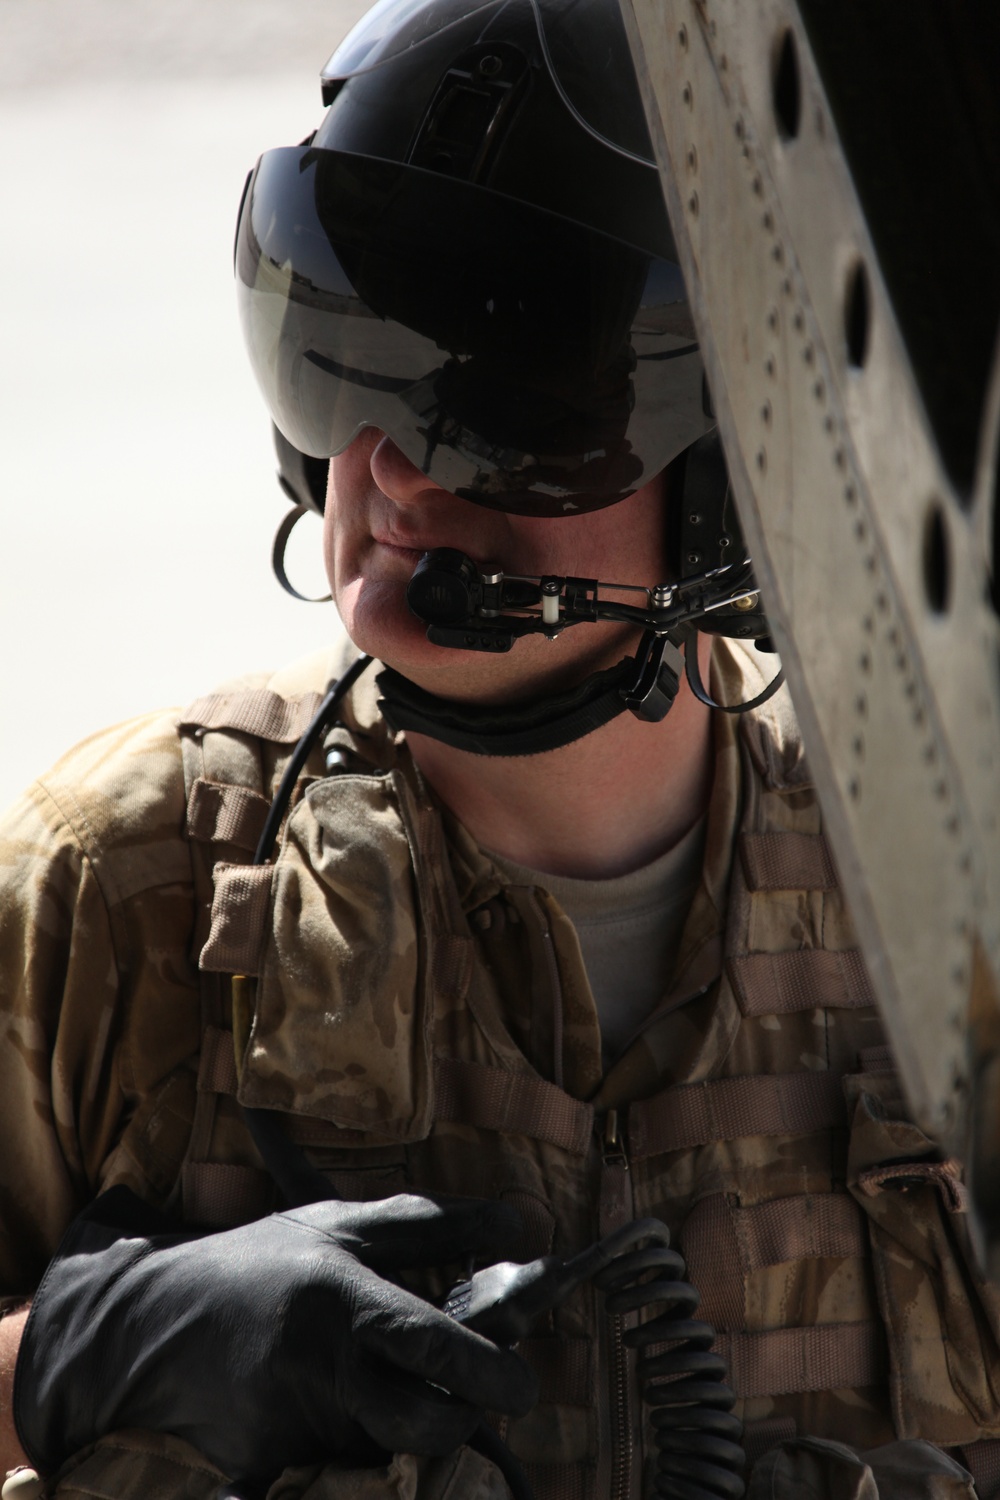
619 0 1000 1248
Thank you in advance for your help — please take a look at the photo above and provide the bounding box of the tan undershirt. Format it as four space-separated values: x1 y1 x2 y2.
488 817 706 1064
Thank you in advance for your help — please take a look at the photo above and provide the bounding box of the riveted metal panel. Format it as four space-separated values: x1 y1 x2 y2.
621 0 1000 1176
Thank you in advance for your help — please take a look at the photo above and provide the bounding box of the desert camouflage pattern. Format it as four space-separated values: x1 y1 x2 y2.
2 639 999 1499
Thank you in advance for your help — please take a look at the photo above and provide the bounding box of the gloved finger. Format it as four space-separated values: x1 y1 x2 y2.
347 1358 483 1456
286 1193 523 1272
356 1279 539 1416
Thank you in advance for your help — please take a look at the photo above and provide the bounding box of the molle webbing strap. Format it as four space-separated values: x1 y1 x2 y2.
960 1440 1000 1500
857 1045 896 1074
181 689 322 744
714 1321 885 1398
628 1071 847 1159
727 949 877 1017
519 1339 592 1406
199 864 274 976
434 1058 593 1155
186 777 271 853
181 1160 272 1228
522 1464 589 1500
740 832 837 890
197 1025 239 1097
681 1193 869 1330
732 1192 868 1266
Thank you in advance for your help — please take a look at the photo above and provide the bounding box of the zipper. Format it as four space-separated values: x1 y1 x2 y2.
601 1109 636 1500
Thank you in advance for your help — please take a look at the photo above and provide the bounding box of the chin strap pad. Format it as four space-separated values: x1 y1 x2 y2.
376 658 638 757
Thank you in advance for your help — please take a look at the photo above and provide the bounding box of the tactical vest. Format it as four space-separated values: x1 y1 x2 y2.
163 654 1000 1500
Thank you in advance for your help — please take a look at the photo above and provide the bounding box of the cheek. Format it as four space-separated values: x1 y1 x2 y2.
322 434 380 587
512 497 665 583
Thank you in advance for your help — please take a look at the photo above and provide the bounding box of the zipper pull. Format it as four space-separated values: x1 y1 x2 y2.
603 1108 629 1170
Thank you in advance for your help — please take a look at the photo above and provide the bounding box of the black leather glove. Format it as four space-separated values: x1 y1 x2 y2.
15 1187 537 1493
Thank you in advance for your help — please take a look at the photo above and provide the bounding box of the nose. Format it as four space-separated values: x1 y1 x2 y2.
370 434 448 507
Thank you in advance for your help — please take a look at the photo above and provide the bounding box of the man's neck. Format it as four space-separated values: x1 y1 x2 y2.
404 636 715 880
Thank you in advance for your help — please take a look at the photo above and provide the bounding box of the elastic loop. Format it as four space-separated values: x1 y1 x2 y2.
271 505 332 603
686 633 785 714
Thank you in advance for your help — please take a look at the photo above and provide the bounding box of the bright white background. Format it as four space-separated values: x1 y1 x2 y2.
0 0 370 808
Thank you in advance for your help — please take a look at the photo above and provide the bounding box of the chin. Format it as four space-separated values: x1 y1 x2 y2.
339 583 468 680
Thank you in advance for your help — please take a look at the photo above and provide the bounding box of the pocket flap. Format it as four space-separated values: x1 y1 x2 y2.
236 775 434 1143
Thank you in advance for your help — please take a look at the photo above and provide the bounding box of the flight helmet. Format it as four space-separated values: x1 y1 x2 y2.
234 0 715 518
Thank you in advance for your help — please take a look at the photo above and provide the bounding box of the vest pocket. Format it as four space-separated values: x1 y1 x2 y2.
846 1069 1000 1442
235 779 437 1141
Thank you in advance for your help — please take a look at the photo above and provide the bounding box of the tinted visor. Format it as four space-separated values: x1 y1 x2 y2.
236 145 710 515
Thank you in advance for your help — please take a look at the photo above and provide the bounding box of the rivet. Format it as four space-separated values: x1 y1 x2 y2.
761 400 772 426
683 83 693 107
765 355 776 378
678 23 688 48
803 344 814 366
756 448 767 474
687 145 698 172
767 307 779 331
772 243 784 263
752 175 763 196
689 191 699 216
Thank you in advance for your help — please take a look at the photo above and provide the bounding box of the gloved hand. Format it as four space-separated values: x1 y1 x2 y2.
15 1187 537 1494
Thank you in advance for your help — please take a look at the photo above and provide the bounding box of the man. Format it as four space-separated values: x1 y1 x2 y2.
3 0 1000 1496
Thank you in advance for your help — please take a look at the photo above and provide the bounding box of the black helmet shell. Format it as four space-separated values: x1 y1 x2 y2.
235 0 713 514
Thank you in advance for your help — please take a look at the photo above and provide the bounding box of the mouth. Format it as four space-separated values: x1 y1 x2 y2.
373 536 427 566
373 535 501 572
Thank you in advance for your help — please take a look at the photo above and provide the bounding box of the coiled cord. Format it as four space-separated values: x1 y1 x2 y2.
593 1223 745 1500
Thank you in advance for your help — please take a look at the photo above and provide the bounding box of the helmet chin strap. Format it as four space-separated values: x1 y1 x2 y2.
375 632 783 755
375 633 678 758
377 625 781 757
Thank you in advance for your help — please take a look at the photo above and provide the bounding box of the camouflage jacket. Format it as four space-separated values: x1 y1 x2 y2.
2 639 1000 1500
